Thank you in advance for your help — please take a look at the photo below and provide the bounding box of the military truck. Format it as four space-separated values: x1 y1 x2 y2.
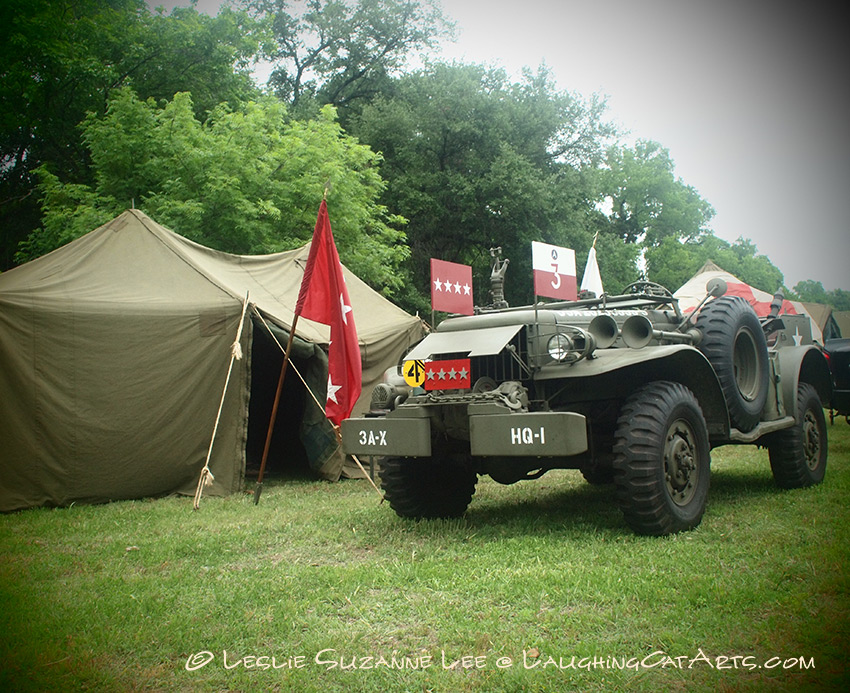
341 251 832 535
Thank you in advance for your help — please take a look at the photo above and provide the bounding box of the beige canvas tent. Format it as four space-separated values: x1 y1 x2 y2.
834 311 850 338
0 210 422 511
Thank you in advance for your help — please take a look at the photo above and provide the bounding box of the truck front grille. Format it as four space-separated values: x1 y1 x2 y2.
470 329 529 384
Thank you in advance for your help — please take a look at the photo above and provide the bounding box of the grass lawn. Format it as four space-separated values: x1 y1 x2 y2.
1 419 848 692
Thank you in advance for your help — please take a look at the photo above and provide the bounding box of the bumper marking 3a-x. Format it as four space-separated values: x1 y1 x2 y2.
341 417 432 457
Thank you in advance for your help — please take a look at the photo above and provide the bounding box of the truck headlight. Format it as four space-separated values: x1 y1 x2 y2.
547 334 573 361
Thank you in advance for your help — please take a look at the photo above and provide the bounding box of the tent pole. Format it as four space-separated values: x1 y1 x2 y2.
254 314 300 505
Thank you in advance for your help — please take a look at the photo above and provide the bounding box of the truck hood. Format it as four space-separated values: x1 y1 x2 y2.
405 324 524 359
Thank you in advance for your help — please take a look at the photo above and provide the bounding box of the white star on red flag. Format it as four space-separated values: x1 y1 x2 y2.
326 374 341 404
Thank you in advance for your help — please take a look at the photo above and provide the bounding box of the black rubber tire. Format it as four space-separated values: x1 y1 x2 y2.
768 382 827 488
613 381 711 535
380 453 477 519
696 295 769 432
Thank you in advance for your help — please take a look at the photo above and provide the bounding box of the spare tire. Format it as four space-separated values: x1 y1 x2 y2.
696 295 769 432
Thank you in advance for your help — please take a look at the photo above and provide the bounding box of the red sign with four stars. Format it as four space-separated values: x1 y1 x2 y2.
423 359 472 390
430 258 474 315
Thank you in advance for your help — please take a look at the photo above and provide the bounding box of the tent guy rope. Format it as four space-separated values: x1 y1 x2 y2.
252 307 383 501
193 292 250 510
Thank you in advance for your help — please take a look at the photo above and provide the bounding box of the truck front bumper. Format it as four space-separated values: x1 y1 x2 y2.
341 409 588 458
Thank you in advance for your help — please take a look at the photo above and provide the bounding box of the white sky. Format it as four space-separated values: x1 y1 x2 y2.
154 0 850 291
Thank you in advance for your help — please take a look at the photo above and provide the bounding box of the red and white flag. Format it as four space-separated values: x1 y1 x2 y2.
295 200 362 425
431 258 474 315
532 241 577 301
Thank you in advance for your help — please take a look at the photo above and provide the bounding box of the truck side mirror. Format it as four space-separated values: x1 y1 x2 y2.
706 278 727 298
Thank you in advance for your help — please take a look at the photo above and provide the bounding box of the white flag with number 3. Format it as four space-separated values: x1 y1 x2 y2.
531 240 577 301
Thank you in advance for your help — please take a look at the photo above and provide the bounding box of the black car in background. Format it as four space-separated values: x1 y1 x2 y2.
824 338 850 422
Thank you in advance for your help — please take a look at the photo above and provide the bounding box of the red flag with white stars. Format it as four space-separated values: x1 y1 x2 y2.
431 258 474 315
295 200 362 425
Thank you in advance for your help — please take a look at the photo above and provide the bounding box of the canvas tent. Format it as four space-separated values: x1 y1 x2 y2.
674 260 825 343
0 210 422 511
834 311 850 338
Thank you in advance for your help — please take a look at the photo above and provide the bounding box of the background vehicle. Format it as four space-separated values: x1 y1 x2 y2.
342 252 832 535
824 338 850 423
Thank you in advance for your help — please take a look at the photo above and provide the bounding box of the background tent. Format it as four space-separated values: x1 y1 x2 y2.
674 260 825 343
0 210 421 511
800 302 841 341
834 312 850 338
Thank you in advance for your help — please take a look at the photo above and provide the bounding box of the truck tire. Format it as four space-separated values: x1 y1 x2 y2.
613 381 711 535
380 453 477 519
768 382 827 488
695 295 769 432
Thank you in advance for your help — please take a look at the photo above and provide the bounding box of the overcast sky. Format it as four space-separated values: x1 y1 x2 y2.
156 0 849 291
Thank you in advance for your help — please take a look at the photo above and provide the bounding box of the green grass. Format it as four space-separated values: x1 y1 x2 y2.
1 421 848 692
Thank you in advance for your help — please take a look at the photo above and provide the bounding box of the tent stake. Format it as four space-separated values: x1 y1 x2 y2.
254 314 300 505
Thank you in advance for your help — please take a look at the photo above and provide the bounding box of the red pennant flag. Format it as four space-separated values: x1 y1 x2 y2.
532 241 577 301
431 258 474 315
295 200 362 425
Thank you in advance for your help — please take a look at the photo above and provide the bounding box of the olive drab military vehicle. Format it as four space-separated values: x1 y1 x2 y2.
341 250 832 535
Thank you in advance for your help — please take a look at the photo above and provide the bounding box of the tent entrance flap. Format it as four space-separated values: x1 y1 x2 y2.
246 316 341 479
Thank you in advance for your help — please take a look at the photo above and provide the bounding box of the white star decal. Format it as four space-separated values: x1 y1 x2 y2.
454 281 461 294
339 293 353 325
326 374 341 404
434 277 443 292
463 283 471 295
448 367 457 379
458 367 468 380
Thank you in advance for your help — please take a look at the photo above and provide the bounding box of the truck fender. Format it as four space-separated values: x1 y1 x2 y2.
547 347 730 439
775 346 833 419
617 349 730 439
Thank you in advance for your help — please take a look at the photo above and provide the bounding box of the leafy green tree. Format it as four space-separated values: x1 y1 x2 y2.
350 63 619 309
791 281 850 311
19 89 408 294
645 234 785 294
0 0 261 269
831 290 850 312
597 140 715 247
791 279 829 305
247 0 452 117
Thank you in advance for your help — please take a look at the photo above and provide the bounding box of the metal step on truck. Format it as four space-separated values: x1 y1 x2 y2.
342 251 832 535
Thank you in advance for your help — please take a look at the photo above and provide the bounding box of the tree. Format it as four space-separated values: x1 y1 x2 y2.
0 0 261 269
349 62 620 310
596 140 715 247
645 234 785 294
247 0 452 116
791 280 850 311
19 89 408 295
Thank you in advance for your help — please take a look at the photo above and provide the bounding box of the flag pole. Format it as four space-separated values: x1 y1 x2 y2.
255 184 330 504
253 313 300 505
